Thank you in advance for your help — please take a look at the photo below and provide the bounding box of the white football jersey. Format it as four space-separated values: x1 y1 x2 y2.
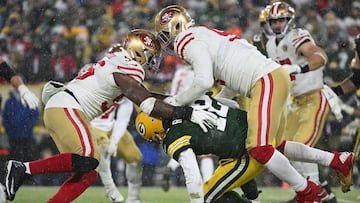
46 48 145 120
266 28 324 96
169 65 194 96
173 26 280 105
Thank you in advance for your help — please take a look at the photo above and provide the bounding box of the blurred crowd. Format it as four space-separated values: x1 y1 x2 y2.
0 0 360 187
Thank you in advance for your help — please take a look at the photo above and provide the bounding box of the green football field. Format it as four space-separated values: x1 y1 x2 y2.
10 186 360 203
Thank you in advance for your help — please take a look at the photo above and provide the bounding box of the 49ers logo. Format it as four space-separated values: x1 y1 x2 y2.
160 11 174 24
141 35 155 49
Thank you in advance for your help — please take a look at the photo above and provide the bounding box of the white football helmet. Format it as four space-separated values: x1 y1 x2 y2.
154 5 195 55
135 111 166 143
122 29 162 71
266 2 295 39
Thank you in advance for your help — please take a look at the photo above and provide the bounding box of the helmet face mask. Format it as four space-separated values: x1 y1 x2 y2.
154 5 195 55
135 112 166 143
123 29 162 71
266 2 295 39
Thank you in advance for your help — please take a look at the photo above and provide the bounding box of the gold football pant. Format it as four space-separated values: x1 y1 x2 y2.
44 107 99 161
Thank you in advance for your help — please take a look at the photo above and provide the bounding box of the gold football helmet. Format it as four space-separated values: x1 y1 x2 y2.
135 111 166 142
266 2 295 38
154 5 195 54
123 29 162 71
258 5 271 37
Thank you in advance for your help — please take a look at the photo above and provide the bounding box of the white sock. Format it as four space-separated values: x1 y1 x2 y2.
291 161 320 182
126 162 142 200
200 156 214 182
284 141 334 166
265 150 307 191
98 144 115 187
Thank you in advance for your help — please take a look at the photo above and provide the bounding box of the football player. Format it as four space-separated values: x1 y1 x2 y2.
247 5 271 57
135 94 354 203
153 5 354 202
332 34 360 96
0 57 39 109
92 96 147 203
136 94 263 203
265 2 338 201
161 63 215 191
3 29 217 202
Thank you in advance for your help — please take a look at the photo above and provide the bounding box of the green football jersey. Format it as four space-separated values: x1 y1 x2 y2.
162 95 248 161
251 33 268 57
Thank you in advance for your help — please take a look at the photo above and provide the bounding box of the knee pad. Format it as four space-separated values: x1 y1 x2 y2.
248 145 275 164
72 154 99 172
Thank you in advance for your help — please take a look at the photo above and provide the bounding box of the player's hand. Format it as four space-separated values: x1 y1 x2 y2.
190 109 218 133
17 84 39 110
282 64 301 74
107 141 117 157
322 85 343 121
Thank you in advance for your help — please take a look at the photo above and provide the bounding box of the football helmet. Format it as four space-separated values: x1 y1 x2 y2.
154 5 195 54
123 29 162 71
258 5 271 37
135 111 166 142
266 2 295 39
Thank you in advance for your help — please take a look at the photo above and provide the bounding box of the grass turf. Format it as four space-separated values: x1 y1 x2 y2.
10 186 360 203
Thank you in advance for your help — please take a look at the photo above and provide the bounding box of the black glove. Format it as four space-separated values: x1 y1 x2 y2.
354 34 360 56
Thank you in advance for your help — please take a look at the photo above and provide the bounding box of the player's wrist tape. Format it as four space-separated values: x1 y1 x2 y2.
173 106 193 120
300 64 310 73
332 85 344 96
0 62 17 81
349 68 360 88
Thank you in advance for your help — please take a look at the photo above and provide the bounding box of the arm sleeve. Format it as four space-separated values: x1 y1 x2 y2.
0 62 17 81
178 148 204 203
110 98 133 145
215 86 238 99
174 40 214 105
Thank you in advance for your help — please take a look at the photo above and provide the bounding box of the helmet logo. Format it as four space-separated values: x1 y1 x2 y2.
160 11 174 25
137 122 146 136
141 35 155 49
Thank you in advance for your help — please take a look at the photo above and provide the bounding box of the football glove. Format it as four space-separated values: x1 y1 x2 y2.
321 85 343 121
164 96 180 106
354 34 360 57
282 64 301 74
17 84 39 110
190 109 218 133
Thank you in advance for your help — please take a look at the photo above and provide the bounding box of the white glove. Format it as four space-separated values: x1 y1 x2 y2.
282 64 301 74
164 96 180 106
190 109 218 133
17 84 39 110
345 119 360 135
107 141 118 157
321 85 343 121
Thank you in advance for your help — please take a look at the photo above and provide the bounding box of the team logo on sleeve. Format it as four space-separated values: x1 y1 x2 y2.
137 122 146 136
141 35 155 49
160 11 174 24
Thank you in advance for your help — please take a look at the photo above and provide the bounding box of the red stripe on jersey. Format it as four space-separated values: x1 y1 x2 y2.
176 33 195 60
117 65 145 76
127 73 144 82
292 35 309 47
